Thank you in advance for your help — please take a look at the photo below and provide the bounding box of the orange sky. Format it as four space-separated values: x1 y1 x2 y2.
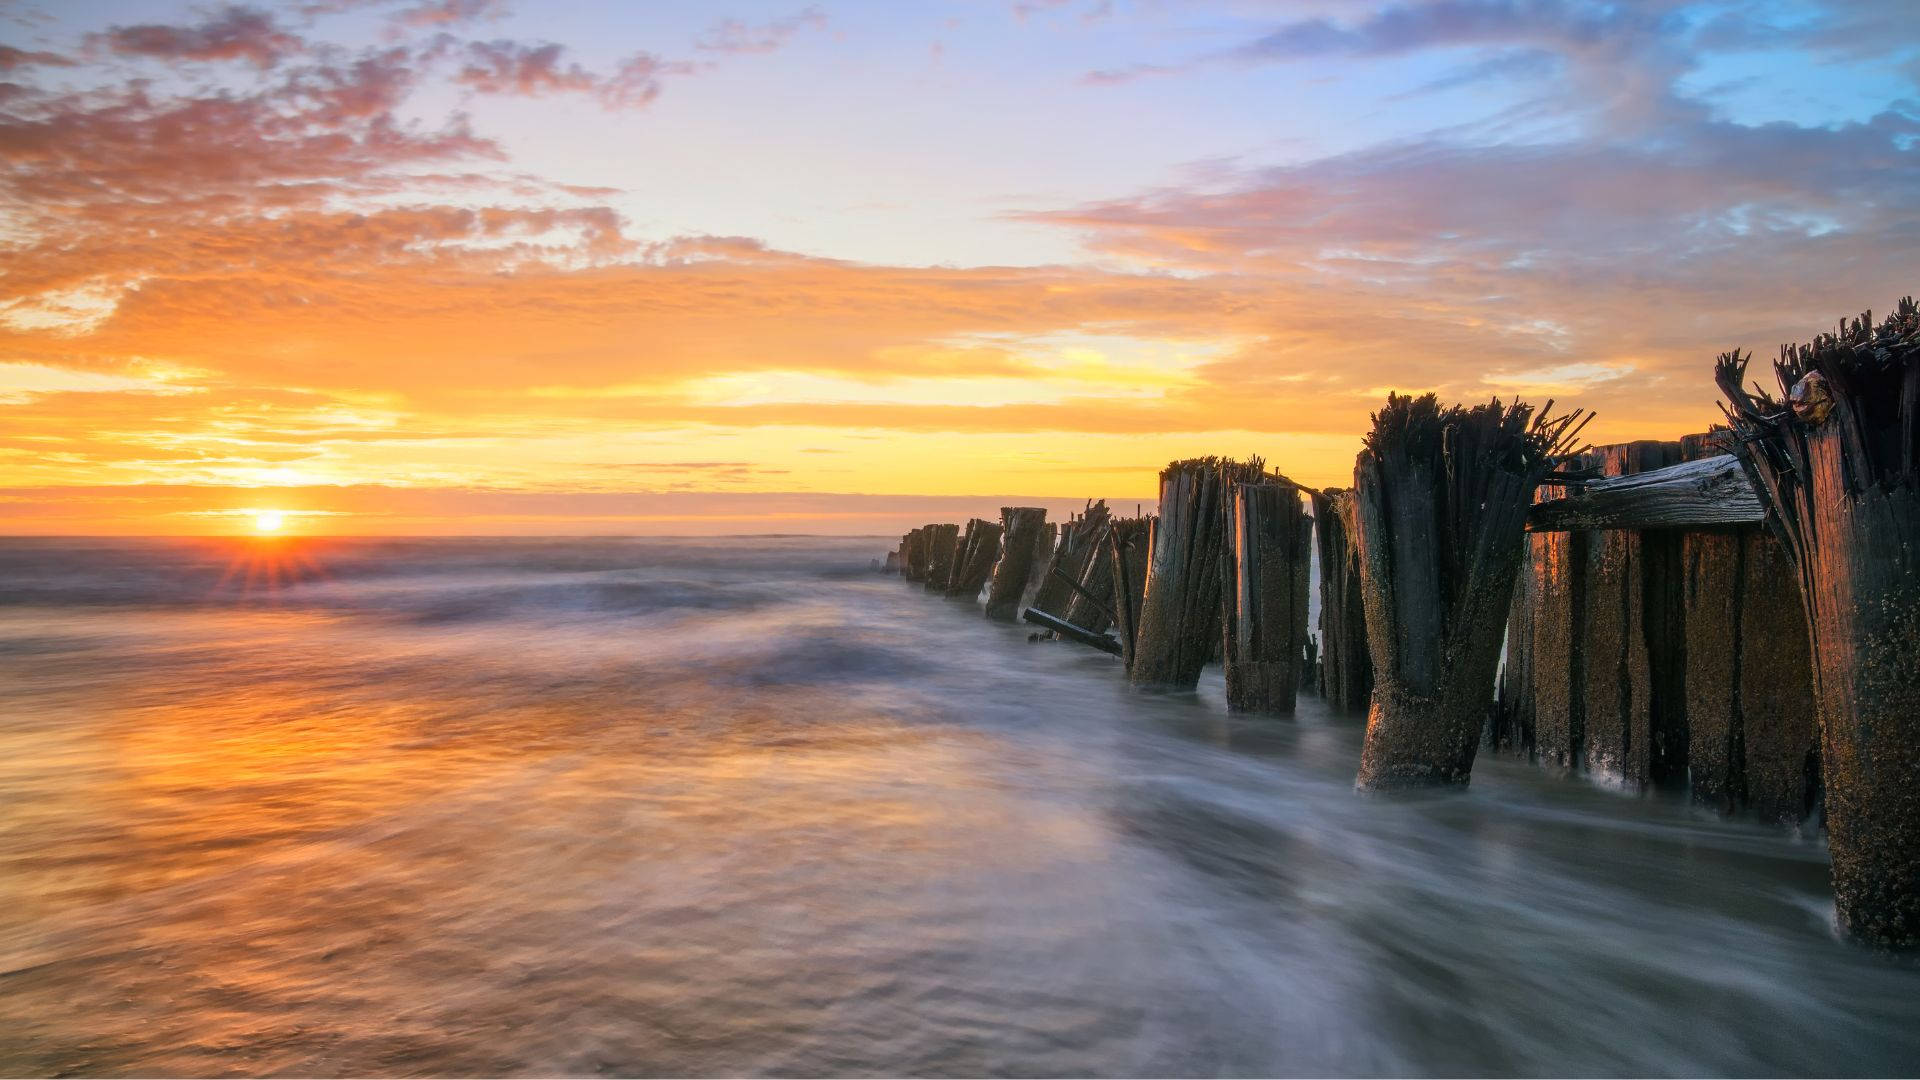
3 0 1917 534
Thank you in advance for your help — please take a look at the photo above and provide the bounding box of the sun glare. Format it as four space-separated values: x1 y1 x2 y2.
253 510 285 534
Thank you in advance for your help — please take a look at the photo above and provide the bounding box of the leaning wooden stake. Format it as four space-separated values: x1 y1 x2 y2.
1354 394 1587 790
1131 458 1268 690
1716 297 1920 949
986 507 1047 621
1224 481 1312 714
1309 488 1374 714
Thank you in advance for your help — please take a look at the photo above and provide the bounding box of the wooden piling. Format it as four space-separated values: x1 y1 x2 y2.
1027 522 1059 600
1578 441 1686 789
1308 488 1374 715
1224 482 1312 714
1062 520 1118 636
1131 458 1268 691
903 527 931 582
1677 434 1819 825
946 517 1004 600
1716 298 1920 947
1353 394 1586 790
1032 501 1111 619
986 507 1047 622
1105 516 1151 669
923 523 960 593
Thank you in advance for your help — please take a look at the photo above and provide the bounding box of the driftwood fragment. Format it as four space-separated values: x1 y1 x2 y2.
986 507 1047 621
1353 394 1586 789
1716 297 1920 948
1224 482 1312 714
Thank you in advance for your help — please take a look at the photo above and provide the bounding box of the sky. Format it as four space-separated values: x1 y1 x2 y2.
1 0 1916 534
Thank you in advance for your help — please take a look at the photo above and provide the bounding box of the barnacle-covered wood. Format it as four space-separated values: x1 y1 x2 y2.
1716 297 1920 947
1353 393 1587 790
985 508 1047 621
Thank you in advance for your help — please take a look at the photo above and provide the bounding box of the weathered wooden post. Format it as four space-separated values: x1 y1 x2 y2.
1678 433 1818 824
1032 501 1111 619
1354 394 1585 789
1577 441 1687 789
903 527 931 583
1062 521 1117 635
1131 458 1267 690
1308 488 1374 714
1223 481 1312 714
946 517 1004 600
1716 298 1920 947
986 507 1046 621
1027 522 1059 599
923 523 960 593
1517 457 1597 770
1105 516 1152 669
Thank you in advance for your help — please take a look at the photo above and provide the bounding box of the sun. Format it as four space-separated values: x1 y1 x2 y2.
252 510 286 534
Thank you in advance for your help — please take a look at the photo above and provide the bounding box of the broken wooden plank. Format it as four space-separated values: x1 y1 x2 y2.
1527 453 1763 531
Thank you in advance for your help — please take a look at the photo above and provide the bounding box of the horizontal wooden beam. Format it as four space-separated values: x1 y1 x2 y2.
1021 607 1124 656
1527 453 1765 532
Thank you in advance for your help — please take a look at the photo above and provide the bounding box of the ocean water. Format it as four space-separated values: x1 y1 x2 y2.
1 535 1917 1078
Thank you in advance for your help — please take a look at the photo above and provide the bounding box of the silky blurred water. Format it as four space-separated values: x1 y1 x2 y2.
1 536 1917 1078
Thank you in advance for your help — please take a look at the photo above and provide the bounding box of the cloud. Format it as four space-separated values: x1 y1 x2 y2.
0 45 73 70
693 7 827 54
453 40 692 107
393 0 510 29
91 5 305 68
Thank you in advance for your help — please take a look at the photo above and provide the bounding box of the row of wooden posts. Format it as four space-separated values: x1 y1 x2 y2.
882 297 1919 952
